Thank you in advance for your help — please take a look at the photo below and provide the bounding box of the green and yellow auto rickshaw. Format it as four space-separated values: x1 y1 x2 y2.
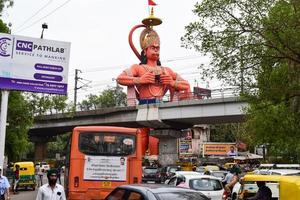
13 161 36 190
238 174 300 200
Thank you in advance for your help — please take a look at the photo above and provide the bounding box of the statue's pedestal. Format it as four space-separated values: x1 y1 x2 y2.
136 104 185 165
150 129 185 166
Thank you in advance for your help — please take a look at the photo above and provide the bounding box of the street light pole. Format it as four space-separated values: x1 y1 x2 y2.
0 91 9 169
41 23 48 39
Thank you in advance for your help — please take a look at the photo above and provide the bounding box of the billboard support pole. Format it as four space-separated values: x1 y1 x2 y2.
0 90 9 169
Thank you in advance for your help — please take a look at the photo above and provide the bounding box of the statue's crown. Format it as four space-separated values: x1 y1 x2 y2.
140 27 160 50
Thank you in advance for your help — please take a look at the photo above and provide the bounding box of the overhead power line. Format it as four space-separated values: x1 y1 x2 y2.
14 0 54 32
69 55 203 74
16 0 72 33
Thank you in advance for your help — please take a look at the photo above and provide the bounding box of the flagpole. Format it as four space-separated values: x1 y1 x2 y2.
148 5 150 16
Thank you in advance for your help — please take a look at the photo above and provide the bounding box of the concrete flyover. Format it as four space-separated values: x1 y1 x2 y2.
29 97 248 139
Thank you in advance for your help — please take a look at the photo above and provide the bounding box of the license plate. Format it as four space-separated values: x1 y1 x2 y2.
102 181 111 187
147 181 155 184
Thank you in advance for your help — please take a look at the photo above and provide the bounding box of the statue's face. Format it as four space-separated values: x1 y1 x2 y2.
145 42 160 61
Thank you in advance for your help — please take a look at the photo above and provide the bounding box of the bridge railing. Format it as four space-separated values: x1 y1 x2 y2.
126 87 240 106
36 87 240 115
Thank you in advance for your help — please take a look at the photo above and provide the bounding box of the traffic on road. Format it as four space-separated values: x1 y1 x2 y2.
5 160 300 200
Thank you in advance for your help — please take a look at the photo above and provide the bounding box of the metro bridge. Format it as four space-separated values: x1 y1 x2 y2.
29 89 248 161
30 97 247 137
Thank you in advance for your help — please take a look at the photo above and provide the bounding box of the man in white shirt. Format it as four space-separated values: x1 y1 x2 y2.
0 166 10 200
36 169 66 200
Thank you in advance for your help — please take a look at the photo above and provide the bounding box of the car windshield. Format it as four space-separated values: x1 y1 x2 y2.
144 168 158 174
157 192 207 200
190 178 223 191
256 170 270 175
196 167 205 172
211 172 226 178
169 167 178 173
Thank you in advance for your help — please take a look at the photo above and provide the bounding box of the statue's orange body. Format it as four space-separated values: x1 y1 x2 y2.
117 42 190 102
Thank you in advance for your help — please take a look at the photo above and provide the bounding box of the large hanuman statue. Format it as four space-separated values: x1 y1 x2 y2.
117 9 190 105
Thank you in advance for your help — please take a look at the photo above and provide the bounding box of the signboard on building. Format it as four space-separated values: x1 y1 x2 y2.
203 143 236 156
179 131 193 156
0 33 70 95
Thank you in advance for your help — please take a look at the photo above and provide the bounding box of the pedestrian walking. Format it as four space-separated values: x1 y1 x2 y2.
0 166 11 200
56 167 61 185
35 164 40 187
36 164 44 187
36 169 66 200
13 165 20 194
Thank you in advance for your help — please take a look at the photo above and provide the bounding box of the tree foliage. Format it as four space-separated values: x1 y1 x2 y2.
3 92 33 161
0 0 13 15
26 93 71 115
47 133 70 159
78 85 127 111
183 0 300 162
211 123 251 142
182 0 300 90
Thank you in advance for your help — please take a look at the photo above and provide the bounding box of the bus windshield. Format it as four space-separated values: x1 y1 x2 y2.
78 132 135 156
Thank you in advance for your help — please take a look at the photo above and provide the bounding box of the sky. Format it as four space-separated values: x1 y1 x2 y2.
2 0 219 103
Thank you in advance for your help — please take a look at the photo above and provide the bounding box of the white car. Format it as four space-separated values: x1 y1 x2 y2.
258 163 300 170
164 171 200 184
167 173 224 200
205 170 228 181
36 162 50 173
173 171 200 176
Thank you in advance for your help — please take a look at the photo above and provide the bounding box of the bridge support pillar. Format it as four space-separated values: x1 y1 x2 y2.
31 136 55 161
150 129 185 166
34 141 47 161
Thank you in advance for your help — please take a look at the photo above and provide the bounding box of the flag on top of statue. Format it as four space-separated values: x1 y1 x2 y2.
148 0 157 6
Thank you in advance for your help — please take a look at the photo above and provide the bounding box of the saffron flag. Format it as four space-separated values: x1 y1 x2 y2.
148 0 157 6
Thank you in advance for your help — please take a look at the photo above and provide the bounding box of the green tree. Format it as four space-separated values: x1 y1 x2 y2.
51 95 68 113
182 0 300 161
79 99 93 111
79 85 127 111
247 1 300 162
4 92 33 161
47 133 70 159
210 123 251 143
0 0 12 32
182 0 298 89
87 94 101 110
26 93 69 115
99 86 127 108
0 0 13 15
